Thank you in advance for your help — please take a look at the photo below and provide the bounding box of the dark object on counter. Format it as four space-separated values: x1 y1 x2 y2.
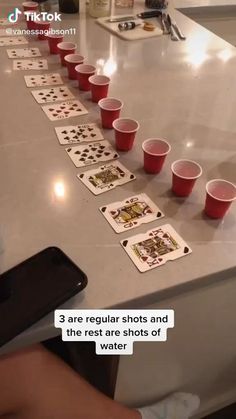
145 0 168 9
59 0 79 13
118 21 140 31
35 0 51 11
0 246 88 347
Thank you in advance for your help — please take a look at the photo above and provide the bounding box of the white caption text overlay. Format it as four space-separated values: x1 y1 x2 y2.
54 310 174 355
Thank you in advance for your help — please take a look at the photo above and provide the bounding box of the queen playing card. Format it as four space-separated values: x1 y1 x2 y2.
100 194 164 233
121 224 192 272
77 162 136 195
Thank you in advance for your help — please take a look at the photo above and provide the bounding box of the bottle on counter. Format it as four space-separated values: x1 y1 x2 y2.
58 0 80 13
89 0 111 18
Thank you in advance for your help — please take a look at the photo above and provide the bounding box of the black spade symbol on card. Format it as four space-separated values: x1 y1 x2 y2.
114 154 118 158
120 173 125 178
75 151 80 154
79 158 85 161
62 130 67 134
64 136 70 141
157 211 162 218
111 211 116 215
91 134 96 137
91 148 97 151
79 174 84 179
71 130 76 134
104 152 110 156
130 175 135 179
101 206 107 213
184 247 189 254
88 128 93 132
122 240 128 247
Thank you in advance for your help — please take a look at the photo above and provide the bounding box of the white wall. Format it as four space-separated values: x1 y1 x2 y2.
114 276 236 418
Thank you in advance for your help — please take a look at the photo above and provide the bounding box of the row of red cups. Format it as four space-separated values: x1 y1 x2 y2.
22 2 236 219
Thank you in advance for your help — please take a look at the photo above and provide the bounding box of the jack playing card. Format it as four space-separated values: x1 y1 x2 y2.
13 58 48 70
66 140 119 168
100 194 164 233
24 73 63 88
0 36 28 46
77 162 136 195
42 100 88 121
121 224 192 272
31 86 75 104
7 48 41 58
55 123 104 145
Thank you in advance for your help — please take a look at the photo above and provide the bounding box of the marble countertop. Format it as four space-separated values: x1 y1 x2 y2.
0 0 235 353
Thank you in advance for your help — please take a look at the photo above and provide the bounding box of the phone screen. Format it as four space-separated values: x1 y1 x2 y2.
0 247 87 347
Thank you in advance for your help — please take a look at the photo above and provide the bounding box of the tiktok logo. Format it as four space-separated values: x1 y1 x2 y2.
8 8 22 23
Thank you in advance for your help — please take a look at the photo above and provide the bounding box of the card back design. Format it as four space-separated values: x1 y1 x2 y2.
66 140 119 168
121 224 192 272
100 194 164 233
77 162 136 195
55 123 104 145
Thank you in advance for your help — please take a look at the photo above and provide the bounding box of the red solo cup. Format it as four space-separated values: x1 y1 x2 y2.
142 138 171 174
171 159 202 197
36 21 50 40
22 1 38 12
26 12 36 30
98 98 123 129
57 42 77 66
88 75 110 103
204 179 236 219
112 118 139 151
47 34 64 54
65 54 85 80
75 64 96 91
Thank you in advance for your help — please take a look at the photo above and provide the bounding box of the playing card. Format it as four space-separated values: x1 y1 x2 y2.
121 224 192 272
0 18 16 26
55 123 104 145
24 73 63 88
66 140 119 168
77 162 136 195
7 48 41 58
42 100 88 121
31 86 75 104
100 194 164 233
0 36 28 46
13 58 48 70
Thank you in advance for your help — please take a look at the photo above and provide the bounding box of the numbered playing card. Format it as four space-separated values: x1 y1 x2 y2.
24 73 63 88
31 86 75 104
77 162 136 195
121 224 192 272
13 58 48 70
7 48 41 58
100 193 164 233
42 100 88 121
66 140 119 168
55 123 104 145
0 18 15 26
0 36 28 46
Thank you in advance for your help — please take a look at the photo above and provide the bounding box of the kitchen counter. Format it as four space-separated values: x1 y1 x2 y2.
0 0 235 354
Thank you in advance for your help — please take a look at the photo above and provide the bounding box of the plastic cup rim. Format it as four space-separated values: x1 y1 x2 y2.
89 75 110 86
75 64 96 74
98 97 123 111
57 42 77 51
171 159 203 180
22 1 38 6
112 117 140 133
206 178 236 202
142 138 171 156
64 54 84 64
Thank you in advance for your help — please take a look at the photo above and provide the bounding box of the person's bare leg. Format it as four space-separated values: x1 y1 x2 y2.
0 344 140 419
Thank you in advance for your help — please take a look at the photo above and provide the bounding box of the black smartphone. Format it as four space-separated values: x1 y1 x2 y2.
0 247 88 348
